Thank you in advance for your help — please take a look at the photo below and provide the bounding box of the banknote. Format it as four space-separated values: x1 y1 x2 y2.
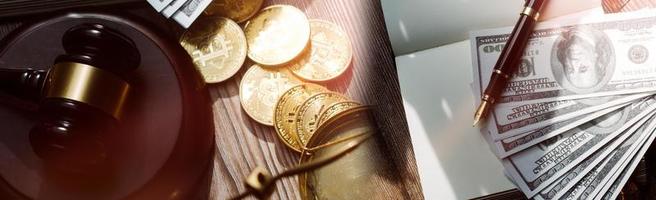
147 0 174 12
554 115 656 200
471 11 656 106
162 0 188 18
470 10 656 200
510 109 652 198
490 103 626 158
502 97 656 197
534 113 654 200
582 132 646 200
538 148 614 200
486 94 648 140
592 119 656 200
172 0 213 28
598 150 645 200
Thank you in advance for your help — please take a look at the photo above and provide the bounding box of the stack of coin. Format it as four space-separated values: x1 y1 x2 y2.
238 4 357 133
179 3 358 152
273 83 363 152
298 106 398 199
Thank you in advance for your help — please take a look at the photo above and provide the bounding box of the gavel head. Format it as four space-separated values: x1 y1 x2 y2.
29 23 140 175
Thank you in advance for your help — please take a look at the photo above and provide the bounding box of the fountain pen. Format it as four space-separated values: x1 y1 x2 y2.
473 0 547 126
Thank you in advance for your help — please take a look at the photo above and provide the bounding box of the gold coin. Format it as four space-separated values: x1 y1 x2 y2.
244 5 311 66
288 20 353 81
274 83 326 152
204 0 264 23
240 64 302 125
180 17 247 83
296 92 348 146
317 101 361 126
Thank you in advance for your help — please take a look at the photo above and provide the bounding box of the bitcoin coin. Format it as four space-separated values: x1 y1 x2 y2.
240 64 302 125
296 92 348 146
244 5 311 66
204 0 264 23
274 83 326 152
317 101 361 126
289 20 353 82
180 17 246 83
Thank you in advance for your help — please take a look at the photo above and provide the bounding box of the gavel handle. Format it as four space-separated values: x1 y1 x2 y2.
0 67 47 101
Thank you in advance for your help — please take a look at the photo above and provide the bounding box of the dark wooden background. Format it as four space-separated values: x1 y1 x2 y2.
0 1 423 199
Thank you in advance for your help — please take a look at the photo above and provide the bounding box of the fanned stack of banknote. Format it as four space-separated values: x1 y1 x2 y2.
146 0 212 28
472 9 656 199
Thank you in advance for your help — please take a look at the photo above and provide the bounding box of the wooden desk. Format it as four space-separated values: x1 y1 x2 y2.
0 1 422 199
206 1 421 199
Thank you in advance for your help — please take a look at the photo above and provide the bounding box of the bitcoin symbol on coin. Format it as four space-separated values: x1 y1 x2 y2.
288 20 352 81
240 64 302 125
180 17 246 83
191 35 231 67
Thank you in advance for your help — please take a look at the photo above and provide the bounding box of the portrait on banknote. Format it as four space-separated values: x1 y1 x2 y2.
551 26 615 94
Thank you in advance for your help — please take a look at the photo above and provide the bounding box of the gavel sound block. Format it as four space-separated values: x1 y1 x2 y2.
0 13 213 199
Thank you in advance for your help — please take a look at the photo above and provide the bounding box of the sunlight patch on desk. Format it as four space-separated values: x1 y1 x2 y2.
441 98 454 120
398 20 410 42
478 186 490 195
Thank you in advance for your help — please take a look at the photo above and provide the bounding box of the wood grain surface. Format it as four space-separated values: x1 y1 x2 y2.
603 0 656 12
0 1 422 199
206 1 422 199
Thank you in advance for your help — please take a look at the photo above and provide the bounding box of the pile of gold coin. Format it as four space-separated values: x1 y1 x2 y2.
179 2 357 152
298 106 398 200
274 83 363 152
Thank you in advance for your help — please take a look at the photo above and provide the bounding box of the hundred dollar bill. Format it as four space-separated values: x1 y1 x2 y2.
502 97 656 197
533 113 653 200
488 95 649 140
537 148 614 200
486 93 647 140
173 0 212 28
471 11 656 106
490 103 627 158
547 115 656 200
162 0 187 18
592 120 656 200
598 168 631 200
598 147 648 200
597 156 647 200
582 131 647 200
147 0 175 12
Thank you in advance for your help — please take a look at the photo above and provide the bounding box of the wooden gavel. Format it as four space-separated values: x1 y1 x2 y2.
0 23 140 175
